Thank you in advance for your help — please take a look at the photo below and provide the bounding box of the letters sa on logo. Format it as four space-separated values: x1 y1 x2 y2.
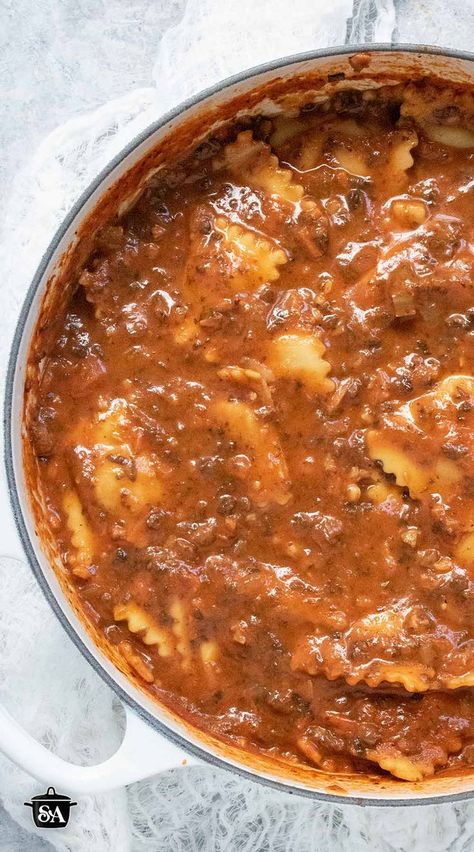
24 787 77 828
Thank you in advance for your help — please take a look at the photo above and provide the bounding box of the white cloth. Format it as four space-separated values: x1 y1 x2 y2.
1 1 473 849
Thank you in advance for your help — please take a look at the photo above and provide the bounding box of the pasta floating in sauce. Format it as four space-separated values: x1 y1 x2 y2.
28 82 474 782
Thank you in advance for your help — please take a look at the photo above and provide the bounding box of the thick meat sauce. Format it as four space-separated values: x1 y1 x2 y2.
28 83 474 781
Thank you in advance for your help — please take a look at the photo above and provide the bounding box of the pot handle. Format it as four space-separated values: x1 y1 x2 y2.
0 700 200 794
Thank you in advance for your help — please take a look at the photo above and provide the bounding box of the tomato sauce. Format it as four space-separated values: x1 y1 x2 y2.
28 82 474 781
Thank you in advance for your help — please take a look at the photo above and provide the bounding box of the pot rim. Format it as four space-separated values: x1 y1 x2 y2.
5 42 474 806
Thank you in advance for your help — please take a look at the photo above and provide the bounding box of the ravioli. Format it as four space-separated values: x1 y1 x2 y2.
174 208 287 346
367 375 474 501
267 332 334 395
215 217 287 289
68 399 164 541
291 600 473 692
210 398 290 507
215 129 305 204
114 601 174 656
115 598 220 679
63 489 95 571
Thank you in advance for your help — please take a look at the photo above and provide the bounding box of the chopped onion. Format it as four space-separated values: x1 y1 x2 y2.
391 291 416 317
240 358 275 406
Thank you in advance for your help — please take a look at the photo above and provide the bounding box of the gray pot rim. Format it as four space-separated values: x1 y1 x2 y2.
5 42 474 807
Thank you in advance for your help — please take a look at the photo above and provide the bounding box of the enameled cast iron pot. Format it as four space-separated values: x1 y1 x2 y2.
4 44 474 804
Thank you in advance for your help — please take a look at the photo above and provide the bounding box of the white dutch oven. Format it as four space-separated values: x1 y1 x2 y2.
3 44 474 804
